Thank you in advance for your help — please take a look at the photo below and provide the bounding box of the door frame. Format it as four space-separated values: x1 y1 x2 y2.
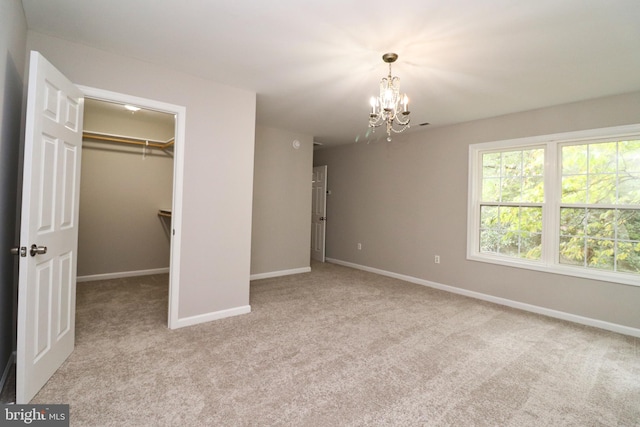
78 86 185 329
311 165 327 262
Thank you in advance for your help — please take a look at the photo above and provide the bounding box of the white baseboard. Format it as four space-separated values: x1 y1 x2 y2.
250 266 311 281
0 351 15 396
327 258 640 338
171 305 251 329
77 267 170 282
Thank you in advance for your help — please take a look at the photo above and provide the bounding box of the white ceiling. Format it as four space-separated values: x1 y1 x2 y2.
21 0 640 147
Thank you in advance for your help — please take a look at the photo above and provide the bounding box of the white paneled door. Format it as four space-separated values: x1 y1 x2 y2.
16 52 84 403
311 165 327 262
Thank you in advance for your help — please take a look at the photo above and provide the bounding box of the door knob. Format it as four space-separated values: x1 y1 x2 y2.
30 244 47 257
10 247 27 257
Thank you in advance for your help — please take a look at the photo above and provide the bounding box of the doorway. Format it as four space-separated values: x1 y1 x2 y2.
311 165 327 262
79 86 186 329
78 98 174 310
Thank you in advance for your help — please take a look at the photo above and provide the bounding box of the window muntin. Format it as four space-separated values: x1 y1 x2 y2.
468 125 640 286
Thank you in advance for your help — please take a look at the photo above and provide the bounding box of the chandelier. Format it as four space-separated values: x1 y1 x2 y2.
368 53 411 142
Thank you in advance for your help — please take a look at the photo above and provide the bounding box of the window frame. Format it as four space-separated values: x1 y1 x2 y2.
467 124 640 287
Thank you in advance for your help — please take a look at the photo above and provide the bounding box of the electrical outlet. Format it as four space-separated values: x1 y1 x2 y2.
434 255 440 264
357 243 362 250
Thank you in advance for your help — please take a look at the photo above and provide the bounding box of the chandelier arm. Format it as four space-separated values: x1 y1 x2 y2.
369 112 384 127
395 114 410 126
390 123 410 134
389 116 411 134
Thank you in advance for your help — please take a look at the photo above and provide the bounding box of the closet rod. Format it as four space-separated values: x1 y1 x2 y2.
83 130 174 149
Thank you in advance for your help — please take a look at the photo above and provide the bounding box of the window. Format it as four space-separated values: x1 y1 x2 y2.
559 140 640 273
468 125 640 286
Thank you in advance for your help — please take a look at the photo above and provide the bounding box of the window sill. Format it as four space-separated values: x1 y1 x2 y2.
467 253 640 287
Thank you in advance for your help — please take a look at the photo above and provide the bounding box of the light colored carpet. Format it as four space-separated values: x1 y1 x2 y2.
33 262 640 426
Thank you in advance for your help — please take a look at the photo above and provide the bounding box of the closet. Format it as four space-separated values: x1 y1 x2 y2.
78 99 175 280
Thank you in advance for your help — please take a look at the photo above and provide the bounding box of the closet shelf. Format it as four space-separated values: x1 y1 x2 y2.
83 130 174 150
158 209 172 218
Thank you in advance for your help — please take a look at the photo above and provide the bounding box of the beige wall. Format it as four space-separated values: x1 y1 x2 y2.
27 31 256 321
84 101 175 140
251 126 313 276
78 104 175 277
314 91 640 330
0 0 27 382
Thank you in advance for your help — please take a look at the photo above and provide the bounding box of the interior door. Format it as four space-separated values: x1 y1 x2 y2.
16 51 84 403
311 165 327 262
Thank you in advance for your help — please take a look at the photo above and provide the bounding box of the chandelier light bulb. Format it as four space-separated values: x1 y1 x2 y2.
383 89 394 110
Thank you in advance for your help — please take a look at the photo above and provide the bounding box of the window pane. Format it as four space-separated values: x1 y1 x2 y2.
618 209 640 241
499 231 520 257
562 145 588 175
619 140 640 173
480 228 500 253
617 241 640 274
482 152 501 177
559 236 585 266
523 177 544 203
480 205 502 253
501 177 522 202
563 141 640 206
618 173 640 205
500 206 519 231
586 238 615 270
617 209 640 273
560 208 586 237
588 174 617 204
481 148 544 205
560 208 640 273
523 149 544 176
520 207 542 233
521 232 542 260
480 206 499 227
502 151 521 176
482 178 501 202
561 175 587 203
478 206 542 260
586 209 615 239
589 142 617 174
